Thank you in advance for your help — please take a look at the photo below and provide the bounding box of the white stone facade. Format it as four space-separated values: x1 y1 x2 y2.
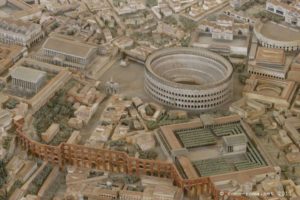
0 19 43 47
266 0 300 27
199 15 249 41
10 67 47 94
254 22 300 51
145 48 233 112
40 37 98 70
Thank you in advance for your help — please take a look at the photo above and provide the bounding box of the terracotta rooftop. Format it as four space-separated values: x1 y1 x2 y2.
255 47 286 67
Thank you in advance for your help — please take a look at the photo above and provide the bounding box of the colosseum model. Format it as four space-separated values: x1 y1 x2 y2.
144 47 233 112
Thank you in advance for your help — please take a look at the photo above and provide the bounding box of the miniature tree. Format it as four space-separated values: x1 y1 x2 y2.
254 11 284 23
51 22 60 30
292 166 296 174
238 74 249 85
34 89 74 143
180 36 191 47
4 99 19 109
235 63 245 73
10 180 22 195
145 105 155 116
254 123 266 137
2 136 12 150
28 165 52 195
164 16 177 25
0 189 8 200
0 160 7 188
139 150 158 160
146 121 158 130
145 0 157 7
109 140 126 147
88 170 104 178
277 152 280 159
124 175 140 184
179 16 197 31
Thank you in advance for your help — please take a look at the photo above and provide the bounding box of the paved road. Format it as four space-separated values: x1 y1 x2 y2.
94 55 121 80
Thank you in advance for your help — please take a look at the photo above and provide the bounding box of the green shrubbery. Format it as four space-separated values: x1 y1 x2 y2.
33 90 74 145
4 99 19 109
112 0 127 7
132 32 172 47
234 63 246 73
109 140 127 147
108 140 158 160
51 124 73 146
8 180 22 197
238 1 255 11
0 161 7 188
146 114 189 130
239 74 250 85
0 191 8 200
51 22 59 30
254 11 285 23
235 0 266 11
145 0 158 7
145 105 155 116
88 171 104 178
2 136 12 150
123 175 140 184
139 150 158 160
163 15 177 25
179 16 197 31
27 165 52 195
180 36 191 47
253 123 266 137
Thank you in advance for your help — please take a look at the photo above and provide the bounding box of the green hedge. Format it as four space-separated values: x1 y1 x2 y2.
27 165 52 195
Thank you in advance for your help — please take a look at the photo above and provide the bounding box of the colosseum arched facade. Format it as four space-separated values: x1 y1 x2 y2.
144 47 234 112
254 22 300 51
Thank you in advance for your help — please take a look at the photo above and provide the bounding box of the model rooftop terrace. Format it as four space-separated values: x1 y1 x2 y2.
255 47 286 67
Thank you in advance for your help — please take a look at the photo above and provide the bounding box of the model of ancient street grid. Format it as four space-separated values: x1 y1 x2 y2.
0 0 300 199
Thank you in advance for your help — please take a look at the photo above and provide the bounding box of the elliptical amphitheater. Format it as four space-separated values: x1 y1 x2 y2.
144 47 234 112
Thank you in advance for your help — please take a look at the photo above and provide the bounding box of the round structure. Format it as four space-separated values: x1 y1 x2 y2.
254 21 300 51
144 47 233 112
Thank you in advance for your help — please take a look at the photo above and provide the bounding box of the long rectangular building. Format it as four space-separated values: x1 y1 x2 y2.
41 37 97 70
